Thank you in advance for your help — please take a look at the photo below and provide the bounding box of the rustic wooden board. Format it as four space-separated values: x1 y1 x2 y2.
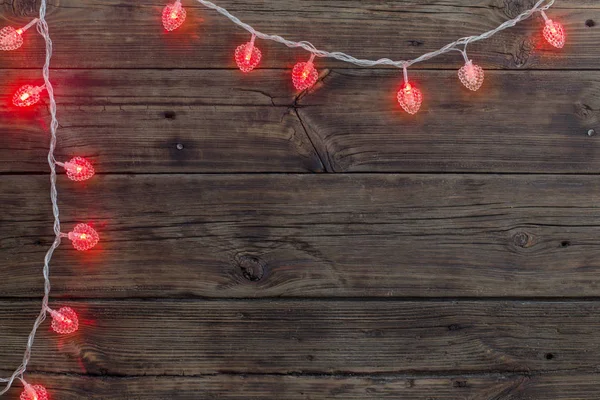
1 300 599 375
2 174 600 298
0 0 598 70
2 0 600 397
1 69 599 173
299 69 600 173
2 372 599 400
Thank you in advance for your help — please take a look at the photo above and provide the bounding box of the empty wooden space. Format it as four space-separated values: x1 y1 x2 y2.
1 0 600 399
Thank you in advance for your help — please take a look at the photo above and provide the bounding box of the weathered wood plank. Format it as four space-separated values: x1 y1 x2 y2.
2 174 600 298
298 69 600 172
1 69 599 173
1 300 598 375
0 68 322 173
0 1 598 70
2 372 599 399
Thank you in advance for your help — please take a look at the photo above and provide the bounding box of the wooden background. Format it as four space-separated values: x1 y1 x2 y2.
1 0 600 398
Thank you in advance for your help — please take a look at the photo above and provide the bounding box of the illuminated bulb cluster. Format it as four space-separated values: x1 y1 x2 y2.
0 4 569 397
1 12 103 397
235 34 262 72
0 18 38 51
162 0 186 31
292 54 319 91
49 307 79 334
13 85 45 107
20 383 48 400
68 223 100 251
155 1 565 112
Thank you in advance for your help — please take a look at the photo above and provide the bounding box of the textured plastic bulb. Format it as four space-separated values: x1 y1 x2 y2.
12 85 45 107
292 54 318 91
543 19 565 48
397 81 423 115
49 307 79 334
20 384 48 400
397 66 423 114
68 223 99 251
541 11 565 48
458 60 485 91
0 18 38 51
62 157 95 181
235 34 262 72
162 0 186 31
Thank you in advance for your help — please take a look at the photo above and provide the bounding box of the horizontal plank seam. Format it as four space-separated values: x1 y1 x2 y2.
3 172 600 177
3 297 600 302
2 369 596 380
2 67 600 72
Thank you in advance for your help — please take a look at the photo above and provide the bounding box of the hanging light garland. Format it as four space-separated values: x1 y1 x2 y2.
0 1 98 398
159 0 564 115
1 0 563 398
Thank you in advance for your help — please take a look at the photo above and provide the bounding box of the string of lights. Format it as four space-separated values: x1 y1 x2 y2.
185 0 564 114
0 1 98 398
0 0 564 398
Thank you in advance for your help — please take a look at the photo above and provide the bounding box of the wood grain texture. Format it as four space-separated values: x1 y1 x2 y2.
2 0 600 397
1 69 599 173
1 372 599 400
1 300 599 375
0 0 598 70
2 174 600 298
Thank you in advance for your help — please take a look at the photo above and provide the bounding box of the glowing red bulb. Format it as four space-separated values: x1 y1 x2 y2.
63 157 95 181
397 81 423 115
458 60 485 91
49 306 79 334
13 85 45 107
68 223 99 251
0 19 38 51
292 54 318 91
162 0 186 31
543 19 565 48
0 27 23 51
235 34 262 73
20 384 48 400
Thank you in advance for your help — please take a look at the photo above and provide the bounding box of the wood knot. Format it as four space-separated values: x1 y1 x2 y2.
502 0 527 19
513 231 533 248
12 0 39 16
407 40 424 47
236 255 267 282
452 380 468 388
512 39 534 68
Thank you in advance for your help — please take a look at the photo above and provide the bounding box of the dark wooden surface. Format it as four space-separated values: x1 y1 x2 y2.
1 0 600 399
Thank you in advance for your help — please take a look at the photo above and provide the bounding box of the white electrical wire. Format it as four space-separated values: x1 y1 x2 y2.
0 0 557 395
196 0 556 68
0 0 61 395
